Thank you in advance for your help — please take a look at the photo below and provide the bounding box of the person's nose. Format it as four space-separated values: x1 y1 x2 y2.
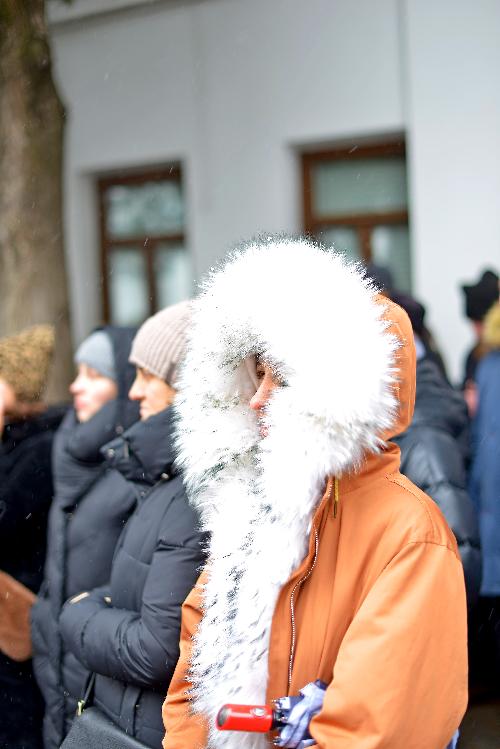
249 380 269 412
128 377 143 402
69 375 83 395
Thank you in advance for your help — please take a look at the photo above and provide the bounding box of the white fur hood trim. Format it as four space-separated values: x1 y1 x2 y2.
174 236 405 749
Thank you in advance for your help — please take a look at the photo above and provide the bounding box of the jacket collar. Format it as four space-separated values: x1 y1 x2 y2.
102 406 178 486
1 406 66 454
339 442 401 495
52 402 139 508
65 399 139 465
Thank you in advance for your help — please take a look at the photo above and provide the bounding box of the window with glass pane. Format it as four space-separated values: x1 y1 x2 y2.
108 249 150 326
302 142 412 292
155 245 193 309
98 167 191 325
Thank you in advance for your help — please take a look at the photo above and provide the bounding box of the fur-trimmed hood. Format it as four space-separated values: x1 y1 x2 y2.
174 236 416 749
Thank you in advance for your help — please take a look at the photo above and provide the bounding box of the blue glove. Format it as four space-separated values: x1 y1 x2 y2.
274 681 458 749
274 680 327 748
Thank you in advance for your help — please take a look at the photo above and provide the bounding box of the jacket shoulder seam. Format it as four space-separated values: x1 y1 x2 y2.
387 473 437 534
384 539 462 572
386 473 460 559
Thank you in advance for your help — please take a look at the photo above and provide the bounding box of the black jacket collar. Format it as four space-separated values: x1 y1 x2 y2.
1 405 66 455
65 399 139 465
102 406 178 486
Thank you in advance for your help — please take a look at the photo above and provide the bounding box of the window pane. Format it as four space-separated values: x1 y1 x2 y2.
108 248 149 325
105 179 184 239
155 245 193 308
319 226 361 263
371 225 412 293
312 158 408 217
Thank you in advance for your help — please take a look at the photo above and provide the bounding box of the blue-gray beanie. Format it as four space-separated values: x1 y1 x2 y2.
74 331 116 381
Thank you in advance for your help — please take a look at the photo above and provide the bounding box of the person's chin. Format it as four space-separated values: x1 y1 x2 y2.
140 408 150 421
75 408 90 423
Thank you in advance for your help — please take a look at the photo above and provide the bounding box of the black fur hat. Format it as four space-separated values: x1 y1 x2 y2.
461 269 499 322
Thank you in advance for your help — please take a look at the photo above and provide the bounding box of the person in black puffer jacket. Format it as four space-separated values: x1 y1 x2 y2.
0 325 65 749
60 303 206 749
392 294 482 608
31 327 140 749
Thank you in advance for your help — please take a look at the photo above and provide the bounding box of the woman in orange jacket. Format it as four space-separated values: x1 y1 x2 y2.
162 236 468 749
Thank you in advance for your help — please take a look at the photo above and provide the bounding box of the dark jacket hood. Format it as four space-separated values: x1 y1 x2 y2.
104 325 138 402
103 406 178 486
66 326 140 464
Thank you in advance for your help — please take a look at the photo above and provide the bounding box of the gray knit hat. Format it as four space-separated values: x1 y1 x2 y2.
129 301 192 386
75 331 117 382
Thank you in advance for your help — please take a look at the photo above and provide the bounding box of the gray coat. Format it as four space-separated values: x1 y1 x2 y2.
31 327 139 749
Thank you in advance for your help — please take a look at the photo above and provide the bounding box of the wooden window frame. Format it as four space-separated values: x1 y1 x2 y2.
98 166 184 323
301 141 408 262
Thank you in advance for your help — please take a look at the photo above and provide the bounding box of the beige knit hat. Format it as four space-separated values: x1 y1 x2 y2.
129 301 192 386
0 325 55 402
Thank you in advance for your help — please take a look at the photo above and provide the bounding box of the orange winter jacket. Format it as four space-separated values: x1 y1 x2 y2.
163 459 467 749
162 290 468 749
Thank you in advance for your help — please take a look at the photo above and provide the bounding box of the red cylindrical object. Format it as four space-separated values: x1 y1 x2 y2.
216 704 275 733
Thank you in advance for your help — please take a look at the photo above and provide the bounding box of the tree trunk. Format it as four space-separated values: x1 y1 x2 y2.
0 0 73 403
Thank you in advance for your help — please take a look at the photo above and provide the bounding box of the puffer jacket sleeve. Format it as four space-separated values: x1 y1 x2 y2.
162 571 208 749
309 540 468 749
398 426 482 606
59 496 205 689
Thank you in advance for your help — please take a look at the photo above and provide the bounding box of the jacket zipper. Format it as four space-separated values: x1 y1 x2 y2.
333 476 339 518
288 527 319 691
287 478 340 691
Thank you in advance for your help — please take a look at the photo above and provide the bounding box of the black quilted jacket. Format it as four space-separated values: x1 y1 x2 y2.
395 357 482 607
60 407 206 749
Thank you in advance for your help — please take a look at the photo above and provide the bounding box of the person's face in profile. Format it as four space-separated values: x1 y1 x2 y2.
128 367 176 421
69 364 117 423
249 360 281 437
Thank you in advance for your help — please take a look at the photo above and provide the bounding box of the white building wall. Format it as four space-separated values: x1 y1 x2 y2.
404 0 500 381
50 0 500 382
